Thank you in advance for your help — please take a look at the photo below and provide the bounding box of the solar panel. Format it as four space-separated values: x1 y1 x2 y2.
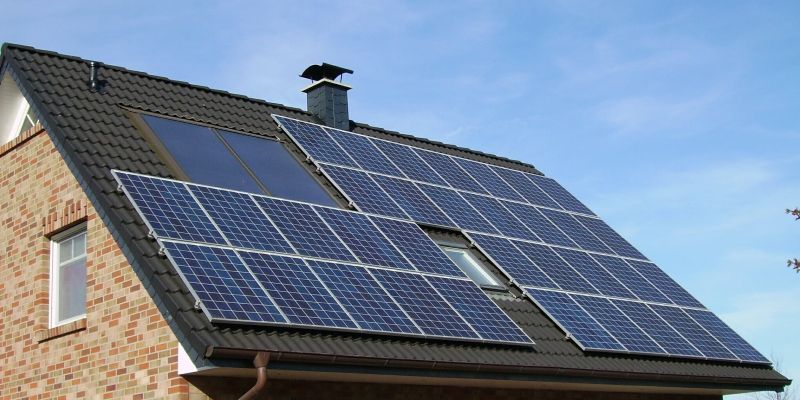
554 248 635 299
417 184 499 233
575 215 647 260
114 172 227 244
254 197 357 262
612 299 702 357
591 255 672 304
454 158 525 202
316 207 412 270
413 149 488 194
500 201 577 247
513 240 599 294
626 260 703 308
370 269 479 339
273 115 358 168
319 165 409 219
683 309 769 363
162 241 285 323
189 184 294 253
460 192 539 241
571 295 665 354
467 233 558 289
371 139 447 186
238 251 357 328
649 304 738 361
526 174 594 215
427 276 532 343
539 209 613 254
324 127 405 177
491 167 561 209
371 174 455 227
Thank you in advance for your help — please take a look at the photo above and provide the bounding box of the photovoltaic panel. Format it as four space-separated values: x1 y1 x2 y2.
468 233 558 289
371 139 447 186
238 251 357 328
554 248 635 299
612 299 702 357
413 149 488 194
591 254 672 304
513 240 599 294
371 174 455 227
370 269 479 339
427 276 532 343
684 309 769 363
649 304 738 361
308 261 422 334
460 192 539 241
627 260 703 308
500 201 577 247
162 241 285 323
417 184 499 233
254 197 357 262
189 185 294 253
575 215 647 260
320 165 408 219
324 127 404 177
368 216 465 277
525 289 624 351
526 174 594 215
572 295 664 354
273 115 358 168
114 171 226 244
316 207 412 270
540 209 613 254
491 167 561 209
454 158 525 202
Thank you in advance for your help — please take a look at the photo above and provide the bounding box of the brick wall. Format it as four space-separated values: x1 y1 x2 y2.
0 127 188 399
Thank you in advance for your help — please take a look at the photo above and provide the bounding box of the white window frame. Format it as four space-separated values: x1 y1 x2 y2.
0 72 36 145
441 246 504 289
49 224 88 327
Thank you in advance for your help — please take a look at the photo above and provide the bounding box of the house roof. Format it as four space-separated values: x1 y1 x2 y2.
0 43 789 393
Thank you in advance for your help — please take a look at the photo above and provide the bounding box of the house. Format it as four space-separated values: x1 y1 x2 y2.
0 43 790 399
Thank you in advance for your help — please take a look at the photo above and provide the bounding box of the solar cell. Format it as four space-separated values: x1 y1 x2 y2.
114 172 227 244
316 207 412 270
467 233 558 289
627 260 703 308
649 304 738 361
319 165 408 219
591 255 672 304
368 216 465 277
500 201 577 247
413 149 487 193
575 215 647 260
539 209 613 254
371 174 455 227
370 269 478 339
454 158 525 202
308 261 422 334
254 197 357 262
554 248 635 299
324 127 405 177
572 295 664 354
460 192 538 241
526 174 594 215
273 115 358 168
427 276 532 343
238 251 357 328
491 167 561 209
525 289 624 351
417 184 498 233
189 185 294 253
684 309 768 363
612 299 702 357
513 241 599 294
162 241 285 323
371 139 447 186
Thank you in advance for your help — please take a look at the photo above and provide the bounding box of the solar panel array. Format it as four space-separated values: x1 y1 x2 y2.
273 115 768 364
113 170 532 346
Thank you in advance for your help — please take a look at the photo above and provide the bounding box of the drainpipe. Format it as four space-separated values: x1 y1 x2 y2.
239 352 270 400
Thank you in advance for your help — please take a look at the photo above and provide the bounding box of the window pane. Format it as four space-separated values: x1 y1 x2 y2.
59 239 73 260
442 247 499 287
58 257 87 321
142 115 263 194
72 232 86 257
222 130 336 207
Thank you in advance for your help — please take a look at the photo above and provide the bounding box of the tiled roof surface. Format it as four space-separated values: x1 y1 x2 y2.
1 43 788 390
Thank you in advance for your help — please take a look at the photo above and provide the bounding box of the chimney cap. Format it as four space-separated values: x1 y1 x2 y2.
300 63 353 81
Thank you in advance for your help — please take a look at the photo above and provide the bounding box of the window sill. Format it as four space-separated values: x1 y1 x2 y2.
35 317 86 343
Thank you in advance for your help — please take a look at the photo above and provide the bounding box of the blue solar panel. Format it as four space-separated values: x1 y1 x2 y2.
254 197 357 262
417 184 498 233
612 299 702 357
572 295 664 354
162 241 285 323
554 248 635 299
427 276 532 343
591 255 672 304
540 209 613 254
626 260 703 308
684 309 768 363
575 215 647 260
513 241 599 294
649 304 738 361
324 128 405 177
525 289 624 351
114 172 227 244
468 234 558 289
368 216 465 277
371 139 447 186
189 185 294 253
238 251 357 328
526 174 594 215
491 167 561 209
308 261 422 334
413 149 488 194
371 174 455 227
320 165 409 219
500 201 578 247
370 269 478 339
454 158 525 202
460 192 538 241
316 207 412 270
273 115 358 168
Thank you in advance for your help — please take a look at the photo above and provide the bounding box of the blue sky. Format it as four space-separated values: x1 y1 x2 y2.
2 1 797 396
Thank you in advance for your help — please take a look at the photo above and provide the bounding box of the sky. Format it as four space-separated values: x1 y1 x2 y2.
1 1 797 397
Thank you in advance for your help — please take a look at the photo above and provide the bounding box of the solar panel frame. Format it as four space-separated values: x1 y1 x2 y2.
465 233 559 289
491 166 562 209
553 248 637 299
417 183 499 234
571 294 666 354
591 254 673 304
612 299 703 358
413 149 489 194
539 209 614 254
371 173 456 228
626 260 704 308
317 164 409 219
500 201 578 248
370 138 449 186
453 157 526 202
460 192 539 241
273 115 359 168
324 126 406 177
513 240 600 295
575 215 647 260
649 304 739 361
525 174 595 216
684 309 769 364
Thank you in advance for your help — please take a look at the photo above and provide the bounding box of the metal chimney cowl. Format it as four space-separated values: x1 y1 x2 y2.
300 63 353 131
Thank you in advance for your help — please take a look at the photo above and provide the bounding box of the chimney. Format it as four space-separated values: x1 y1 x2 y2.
300 63 353 130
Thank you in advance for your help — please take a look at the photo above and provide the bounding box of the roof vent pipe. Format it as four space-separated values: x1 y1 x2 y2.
88 61 101 91
300 63 353 130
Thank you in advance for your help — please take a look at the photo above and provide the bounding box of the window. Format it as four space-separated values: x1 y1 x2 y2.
140 114 336 207
0 72 38 145
441 246 503 288
50 227 87 326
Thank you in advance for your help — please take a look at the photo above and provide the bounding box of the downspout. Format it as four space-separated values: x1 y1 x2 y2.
239 352 270 400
